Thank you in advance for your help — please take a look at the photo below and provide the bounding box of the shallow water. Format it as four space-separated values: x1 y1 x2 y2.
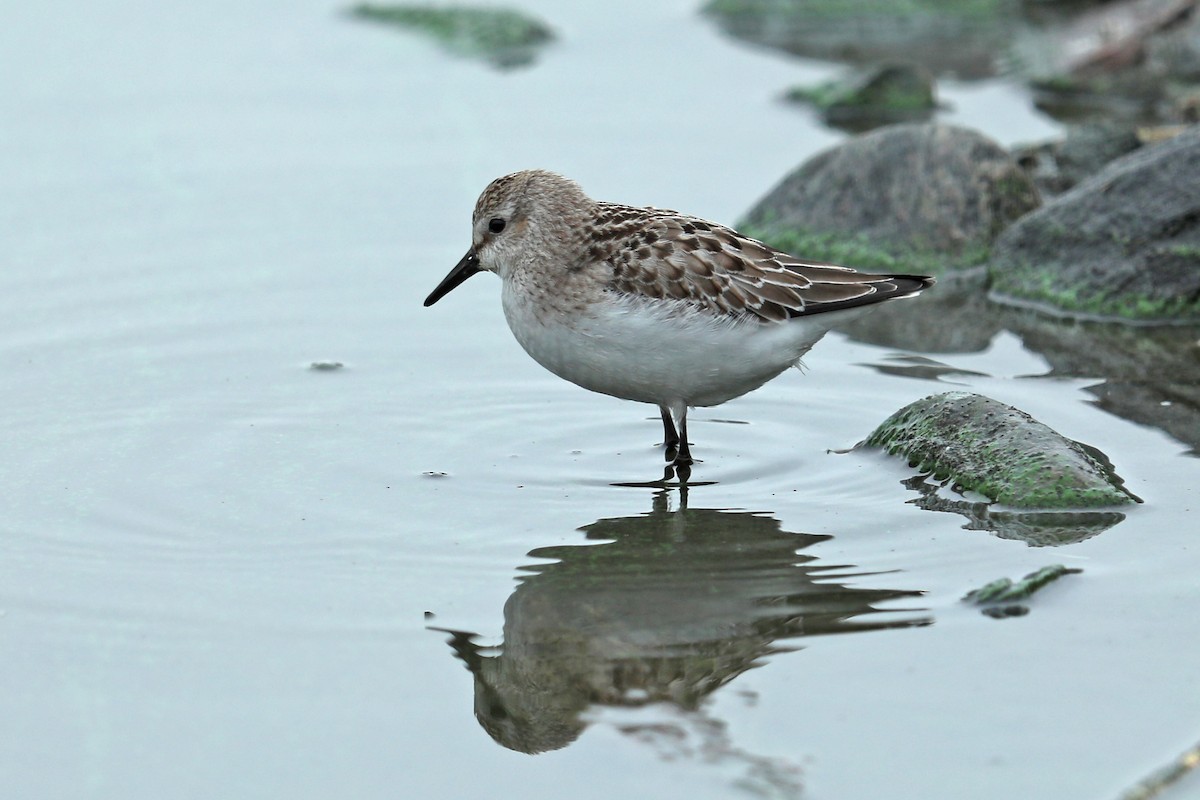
3 1 1199 798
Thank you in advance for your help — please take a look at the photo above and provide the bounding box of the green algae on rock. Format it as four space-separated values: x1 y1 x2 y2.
963 564 1082 605
349 4 553 69
864 391 1141 509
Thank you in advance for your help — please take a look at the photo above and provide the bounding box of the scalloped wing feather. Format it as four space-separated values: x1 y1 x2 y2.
600 204 932 323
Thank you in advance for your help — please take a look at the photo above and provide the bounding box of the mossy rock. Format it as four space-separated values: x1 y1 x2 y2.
786 63 938 132
349 4 554 68
864 391 1141 509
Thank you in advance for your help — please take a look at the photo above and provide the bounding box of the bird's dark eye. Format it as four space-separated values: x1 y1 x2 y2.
488 217 506 234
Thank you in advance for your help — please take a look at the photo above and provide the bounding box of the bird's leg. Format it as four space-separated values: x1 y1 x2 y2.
660 405 680 455
672 407 693 468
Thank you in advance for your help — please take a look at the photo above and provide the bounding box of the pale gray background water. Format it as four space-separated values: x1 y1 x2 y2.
3 1 1199 798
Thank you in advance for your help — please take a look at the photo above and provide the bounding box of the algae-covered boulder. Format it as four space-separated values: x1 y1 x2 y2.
990 124 1200 322
864 391 1141 508
349 4 554 69
741 123 1040 274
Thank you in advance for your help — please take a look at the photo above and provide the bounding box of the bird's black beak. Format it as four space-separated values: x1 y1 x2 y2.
424 250 481 307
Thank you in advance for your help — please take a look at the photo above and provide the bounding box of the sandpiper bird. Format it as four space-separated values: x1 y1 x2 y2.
425 170 933 468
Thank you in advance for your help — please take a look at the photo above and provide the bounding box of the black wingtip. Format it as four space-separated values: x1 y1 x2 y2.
889 273 937 297
782 272 935 319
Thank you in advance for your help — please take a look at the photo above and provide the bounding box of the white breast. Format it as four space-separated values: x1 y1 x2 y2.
501 286 847 409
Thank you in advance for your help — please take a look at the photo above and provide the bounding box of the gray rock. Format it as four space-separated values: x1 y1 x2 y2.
1146 4 1200 80
863 391 1141 509
1013 121 1145 196
1148 8 1200 120
741 123 1040 274
990 124 1200 322
1015 0 1199 124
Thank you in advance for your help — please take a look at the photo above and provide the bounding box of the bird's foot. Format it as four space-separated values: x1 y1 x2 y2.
666 461 692 484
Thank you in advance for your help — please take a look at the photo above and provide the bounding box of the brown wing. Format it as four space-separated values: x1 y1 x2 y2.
599 204 934 323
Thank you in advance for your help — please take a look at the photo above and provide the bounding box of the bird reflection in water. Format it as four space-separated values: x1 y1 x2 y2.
430 490 931 759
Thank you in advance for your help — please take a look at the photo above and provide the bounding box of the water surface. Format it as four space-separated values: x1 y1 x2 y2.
3 2 1199 798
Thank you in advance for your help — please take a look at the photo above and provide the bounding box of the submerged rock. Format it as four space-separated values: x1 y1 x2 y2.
990 124 1200 322
785 62 940 132
963 564 1082 604
741 123 1040 274
864 391 1141 508
963 565 1083 618
349 4 554 69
